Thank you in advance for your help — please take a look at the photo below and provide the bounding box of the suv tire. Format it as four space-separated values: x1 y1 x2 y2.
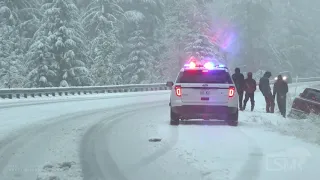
227 110 238 126
170 109 179 125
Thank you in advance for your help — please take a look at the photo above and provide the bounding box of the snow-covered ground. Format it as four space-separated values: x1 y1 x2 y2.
0 81 319 180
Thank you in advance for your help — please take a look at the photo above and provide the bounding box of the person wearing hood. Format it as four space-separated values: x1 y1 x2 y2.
259 71 274 113
243 72 256 111
273 74 289 117
232 68 245 110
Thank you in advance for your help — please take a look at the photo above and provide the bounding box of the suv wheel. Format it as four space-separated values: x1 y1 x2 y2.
227 110 238 126
170 109 179 125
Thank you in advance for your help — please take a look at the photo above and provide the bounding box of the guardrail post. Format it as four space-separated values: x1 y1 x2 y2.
16 94 20 99
24 94 27 98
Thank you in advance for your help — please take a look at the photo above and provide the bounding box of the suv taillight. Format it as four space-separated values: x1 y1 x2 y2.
229 86 235 97
175 85 182 97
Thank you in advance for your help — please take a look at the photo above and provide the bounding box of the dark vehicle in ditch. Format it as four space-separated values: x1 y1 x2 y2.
289 87 320 118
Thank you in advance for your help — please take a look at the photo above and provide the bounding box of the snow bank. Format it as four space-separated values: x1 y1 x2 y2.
242 82 320 146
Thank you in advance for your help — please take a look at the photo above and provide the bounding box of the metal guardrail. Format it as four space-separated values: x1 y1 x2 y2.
0 77 319 100
0 83 168 99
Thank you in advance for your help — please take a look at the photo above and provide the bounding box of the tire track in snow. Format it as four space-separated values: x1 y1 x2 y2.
232 125 264 180
81 111 135 180
80 102 167 180
0 107 118 178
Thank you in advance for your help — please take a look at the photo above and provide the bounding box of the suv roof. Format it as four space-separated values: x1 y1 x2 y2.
176 68 233 84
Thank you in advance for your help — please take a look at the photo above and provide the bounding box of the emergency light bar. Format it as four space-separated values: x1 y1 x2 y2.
183 61 227 70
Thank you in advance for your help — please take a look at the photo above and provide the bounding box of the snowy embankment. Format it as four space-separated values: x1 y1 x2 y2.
242 82 320 146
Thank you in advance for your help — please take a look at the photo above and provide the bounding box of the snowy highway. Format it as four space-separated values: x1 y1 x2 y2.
0 82 320 180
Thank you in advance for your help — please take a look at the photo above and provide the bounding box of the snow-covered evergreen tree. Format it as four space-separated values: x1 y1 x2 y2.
0 1 37 88
82 0 124 85
224 0 272 71
82 0 123 39
184 2 218 62
26 0 93 87
156 0 194 80
0 26 26 88
122 11 154 84
91 31 123 85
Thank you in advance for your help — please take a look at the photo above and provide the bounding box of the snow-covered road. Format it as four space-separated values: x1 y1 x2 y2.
0 82 320 180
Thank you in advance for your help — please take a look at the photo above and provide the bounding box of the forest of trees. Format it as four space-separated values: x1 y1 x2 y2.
0 0 319 88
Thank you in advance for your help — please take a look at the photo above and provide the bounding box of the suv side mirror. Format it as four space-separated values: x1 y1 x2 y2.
166 81 174 87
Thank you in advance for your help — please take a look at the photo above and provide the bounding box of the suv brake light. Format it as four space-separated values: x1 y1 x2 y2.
229 86 235 97
175 85 182 97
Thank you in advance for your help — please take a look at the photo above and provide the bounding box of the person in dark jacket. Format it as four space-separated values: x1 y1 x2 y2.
232 68 245 110
243 72 256 111
273 75 289 117
259 71 274 113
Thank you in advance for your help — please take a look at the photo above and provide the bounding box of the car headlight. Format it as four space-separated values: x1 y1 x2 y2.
274 77 278 80
283 76 287 80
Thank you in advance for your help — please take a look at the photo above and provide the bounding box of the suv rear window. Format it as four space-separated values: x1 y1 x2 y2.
302 88 320 102
176 69 233 84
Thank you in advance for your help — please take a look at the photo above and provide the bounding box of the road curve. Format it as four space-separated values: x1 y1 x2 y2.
81 104 266 180
0 82 320 180
80 92 320 180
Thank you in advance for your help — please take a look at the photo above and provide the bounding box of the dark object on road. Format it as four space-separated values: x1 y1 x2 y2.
259 71 275 113
243 72 256 111
289 87 320 119
232 68 245 110
273 75 289 118
148 138 162 142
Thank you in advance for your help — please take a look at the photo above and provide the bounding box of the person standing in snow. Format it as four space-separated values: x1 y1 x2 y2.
243 72 256 111
273 75 289 118
232 68 245 110
259 71 275 113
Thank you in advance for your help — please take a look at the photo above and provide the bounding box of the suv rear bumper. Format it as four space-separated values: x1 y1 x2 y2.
171 105 237 119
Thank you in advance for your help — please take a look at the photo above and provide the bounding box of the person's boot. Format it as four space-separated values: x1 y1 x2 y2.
251 101 255 111
242 102 247 111
270 103 275 113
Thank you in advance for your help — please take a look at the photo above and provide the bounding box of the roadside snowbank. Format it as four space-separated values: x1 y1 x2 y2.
242 81 320 146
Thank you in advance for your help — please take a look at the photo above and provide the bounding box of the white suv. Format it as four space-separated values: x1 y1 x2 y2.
166 61 239 126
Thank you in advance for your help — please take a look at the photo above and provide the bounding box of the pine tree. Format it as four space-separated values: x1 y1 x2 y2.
122 19 154 84
224 0 271 71
0 26 26 88
0 1 38 88
26 0 93 87
184 2 218 62
91 31 123 85
157 0 197 80
82 0 124 85
82 0 123 39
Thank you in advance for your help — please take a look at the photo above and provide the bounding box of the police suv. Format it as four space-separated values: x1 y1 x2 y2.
166 59 239 126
